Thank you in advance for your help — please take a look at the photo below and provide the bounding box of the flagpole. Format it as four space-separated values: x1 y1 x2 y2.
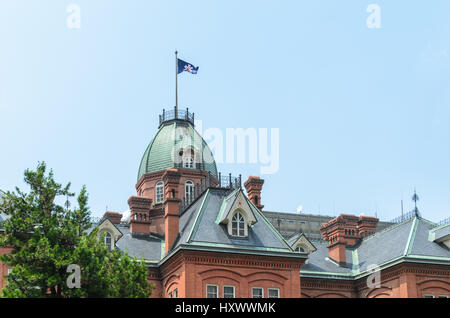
175 50 178 118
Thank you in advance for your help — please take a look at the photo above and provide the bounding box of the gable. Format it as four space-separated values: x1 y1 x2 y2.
217 189 257 226
97 218 123 242
290 233 317 254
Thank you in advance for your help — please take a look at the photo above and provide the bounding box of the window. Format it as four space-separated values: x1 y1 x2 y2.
168 292 172 298
268 288 280 298
183 156 194 168
252 287 264 298
155 181 164 203
223 286 235 298
206 285 218 298
295 246 306 253
7 268 12 276
185 180 194 203
424 294 435 298
104 232 113 251
232 212 245 237
173 289 178 298
438 295 448 298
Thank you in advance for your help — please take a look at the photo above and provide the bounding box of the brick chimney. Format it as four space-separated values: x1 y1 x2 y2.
103 211 122 224
127 196 152 235
320 214 379 265
244 176 264 211
358 215 379 237
163 169 181 253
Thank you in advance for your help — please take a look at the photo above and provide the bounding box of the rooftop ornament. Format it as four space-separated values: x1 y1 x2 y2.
159 106 195 128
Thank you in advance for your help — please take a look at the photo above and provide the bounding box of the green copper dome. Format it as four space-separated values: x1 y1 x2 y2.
138 120 218 181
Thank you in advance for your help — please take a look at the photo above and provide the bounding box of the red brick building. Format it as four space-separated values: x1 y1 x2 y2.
1 108 449 297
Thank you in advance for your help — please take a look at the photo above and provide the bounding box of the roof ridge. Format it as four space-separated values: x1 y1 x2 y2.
186 189 210 243
361 216 415 243
418 216 439 227
403 217 419 256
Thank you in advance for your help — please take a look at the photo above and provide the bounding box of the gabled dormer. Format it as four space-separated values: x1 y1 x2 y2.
217 189 257 238
97 218 123 251
287 233 317 254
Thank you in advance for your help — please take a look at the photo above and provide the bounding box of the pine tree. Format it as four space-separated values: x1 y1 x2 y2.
0 162 153 298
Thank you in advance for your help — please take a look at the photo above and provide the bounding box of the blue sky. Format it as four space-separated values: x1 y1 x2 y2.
0 1 449 222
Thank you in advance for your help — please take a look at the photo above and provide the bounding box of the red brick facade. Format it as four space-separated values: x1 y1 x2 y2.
147 250 304 298
1 168 449 298
301 263 450 298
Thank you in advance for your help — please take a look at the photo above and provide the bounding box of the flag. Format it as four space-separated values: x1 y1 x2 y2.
177 58 199 74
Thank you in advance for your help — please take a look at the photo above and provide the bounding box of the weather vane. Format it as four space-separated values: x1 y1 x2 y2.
412 188 419 217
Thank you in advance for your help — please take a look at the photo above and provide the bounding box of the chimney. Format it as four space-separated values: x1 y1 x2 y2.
127 196 152 235
320 214 379 265
103 211 123 224
163 169 181 253
358 215 379 237
244 176 264 211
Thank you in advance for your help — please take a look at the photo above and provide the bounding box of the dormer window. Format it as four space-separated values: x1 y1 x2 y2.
289 233 317 255
155 181 164 203
180 148 195 169
232 212 245 237
218 190 258 239
105 232 113 251
97 219 122 252
183 156 194 168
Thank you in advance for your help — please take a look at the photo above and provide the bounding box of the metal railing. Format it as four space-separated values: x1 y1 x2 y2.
435 217 450 228
179 173 242 213
159 107 195 127
217 173 242 190
388 210 420 224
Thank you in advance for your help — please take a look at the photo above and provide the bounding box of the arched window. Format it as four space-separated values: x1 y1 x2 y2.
185 180 194 203
104 232 113 251
155 181 164 203
295 246 306 253
231 212 245 237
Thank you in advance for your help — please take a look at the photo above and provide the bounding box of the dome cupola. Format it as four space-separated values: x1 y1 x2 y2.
137 108 218 182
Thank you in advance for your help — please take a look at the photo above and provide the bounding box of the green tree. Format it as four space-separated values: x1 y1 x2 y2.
0 162 152 298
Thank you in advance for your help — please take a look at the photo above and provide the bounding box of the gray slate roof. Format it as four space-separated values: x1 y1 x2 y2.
90 188 449 274
87 221 163 262
114 224 163 261
301 216 450 279
91 187 303 266
171 188 298 257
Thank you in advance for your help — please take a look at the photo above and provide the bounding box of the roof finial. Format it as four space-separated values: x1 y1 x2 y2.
412 188 419 217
